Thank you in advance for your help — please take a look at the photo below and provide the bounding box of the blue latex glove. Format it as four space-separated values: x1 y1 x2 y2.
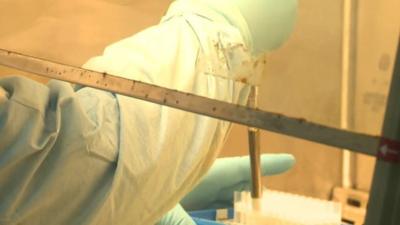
156 204 196 225
157 153 295 225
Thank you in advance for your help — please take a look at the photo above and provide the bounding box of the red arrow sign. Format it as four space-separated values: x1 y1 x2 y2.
377 137 400 163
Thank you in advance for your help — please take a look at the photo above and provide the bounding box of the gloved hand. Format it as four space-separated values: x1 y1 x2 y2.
157 153 295 225
156 204 197 225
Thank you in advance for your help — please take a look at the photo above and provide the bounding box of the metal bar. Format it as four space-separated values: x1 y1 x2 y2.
365 39 400 225
248 129 262 197
247 87 262 199
341 0 358 189
0 48 380 155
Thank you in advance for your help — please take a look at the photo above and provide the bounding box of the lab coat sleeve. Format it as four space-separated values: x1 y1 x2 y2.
0 2 258 225
0 76 120 225
81 8 255 224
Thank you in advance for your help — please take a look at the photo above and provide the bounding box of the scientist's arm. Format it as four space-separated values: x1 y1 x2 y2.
0 4 253 225
0 0 297 224
80 2 258 224
0 76 120 225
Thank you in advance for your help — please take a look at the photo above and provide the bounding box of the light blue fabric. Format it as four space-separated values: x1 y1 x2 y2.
81 2 257 224
0 77 119 224
0 0 296 224
0 1 260 224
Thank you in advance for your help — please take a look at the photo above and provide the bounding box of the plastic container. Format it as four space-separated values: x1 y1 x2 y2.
232 190 342 225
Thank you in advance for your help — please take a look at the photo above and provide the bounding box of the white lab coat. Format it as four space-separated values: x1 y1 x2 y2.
0 1 260 224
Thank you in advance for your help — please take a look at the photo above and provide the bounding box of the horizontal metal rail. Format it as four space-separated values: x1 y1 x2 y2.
0 49 380 155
